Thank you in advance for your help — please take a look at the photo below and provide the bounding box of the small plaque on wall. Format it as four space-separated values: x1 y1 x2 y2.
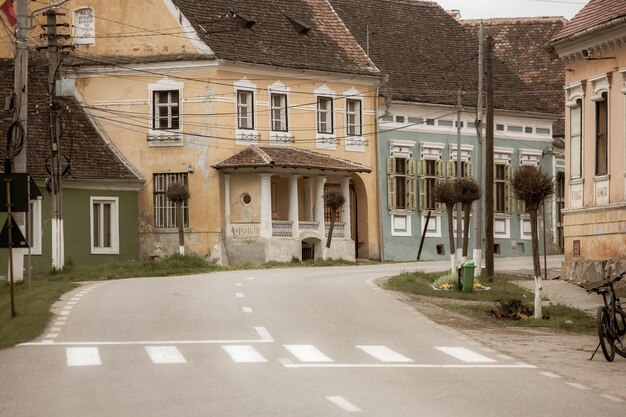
573 240 581 257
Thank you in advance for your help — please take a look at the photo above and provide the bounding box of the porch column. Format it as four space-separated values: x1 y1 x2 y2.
260 174 273 238
224 174 232 238
303 177 313 221
314 176 326 236
289 175 300 238
341 177 351 239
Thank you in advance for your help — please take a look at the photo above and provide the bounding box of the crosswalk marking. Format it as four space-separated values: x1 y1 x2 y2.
222 345 267 363
435 347 496 363
242 307 253 313
284 345 333 362
145 346 186 364
255 326 273 341
66 347 101 367
326 396 362 413
235 293 245 298
356 345 413 363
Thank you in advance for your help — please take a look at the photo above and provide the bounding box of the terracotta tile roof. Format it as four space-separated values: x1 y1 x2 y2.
552 0 626 43
213 146 372 173
327 0 556 114
0 57 142 182
169 0 379 76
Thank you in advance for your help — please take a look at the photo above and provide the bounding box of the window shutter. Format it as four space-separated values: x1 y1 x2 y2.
407 158 416 177
387 157 395 175
407 175 416 211
419 177 426 210
435 202 445 212
465 161 473 178
505 164 513 214
447 160 454 178
436 160 445 179
518 199 525 215
388 174 396 210
417 159 425 177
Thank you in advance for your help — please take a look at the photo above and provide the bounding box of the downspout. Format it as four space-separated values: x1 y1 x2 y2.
375 78 385 261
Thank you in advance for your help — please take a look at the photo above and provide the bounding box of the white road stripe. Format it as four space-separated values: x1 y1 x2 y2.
222 345 267 363
496 354 513 360
600 394 624 402
19 338 273 347
66 347 101 366
50 327 62 332
145 346 186 364
56 316 68 321
63 306 74 310
235 293 245 298
255 326 273 341
435 347 496 363
539 371 561 379
46 333 58 339
246 277 255 280
59 311 70 316
67 301 77 305
284 345 333 362
326 396 362 413
356 345 413 363
242 307 253 313
282 363 535 369
70 297 81 301
53 322 66 327
566 382 589 390
236 283 243 287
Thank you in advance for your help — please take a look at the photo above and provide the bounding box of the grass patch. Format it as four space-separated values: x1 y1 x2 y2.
385 270 534 302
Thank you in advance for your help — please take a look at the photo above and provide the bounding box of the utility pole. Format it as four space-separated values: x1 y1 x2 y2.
44 8 65 270
485 36 495 277
474 23 484 277
456 88 462 264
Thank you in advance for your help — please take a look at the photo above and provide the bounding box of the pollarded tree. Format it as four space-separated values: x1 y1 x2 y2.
455 177 481 262
511 165 554 319
433 179 459 273
166 182 191 256
323 189 346 259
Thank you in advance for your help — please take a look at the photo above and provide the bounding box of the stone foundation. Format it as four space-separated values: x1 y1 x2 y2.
560 259 626 288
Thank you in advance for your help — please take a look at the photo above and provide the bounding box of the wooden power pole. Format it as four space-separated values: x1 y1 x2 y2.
485 36 495 277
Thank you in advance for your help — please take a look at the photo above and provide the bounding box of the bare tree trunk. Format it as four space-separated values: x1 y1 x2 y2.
447 204 455 273
326 211 335 249
176 201 185 256
462 203 471 260
530 209 542 319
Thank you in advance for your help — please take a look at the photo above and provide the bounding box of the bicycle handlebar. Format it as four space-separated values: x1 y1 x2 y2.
587 271 626 294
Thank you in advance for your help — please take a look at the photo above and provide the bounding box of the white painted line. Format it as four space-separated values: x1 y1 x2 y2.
50 327 62 332
236 283 243 287
496 354 513 360
63 306 74 311
480 347 496 353
600 394 624 402
66 347 101 367
539 371 561 379
145 346 187 364
282 363 536 369
59 311 70 316
41 340 54 344
435 347 496 363
284 345 333 363
222 345 267 363
71 297 81 301
67 301 77 305
19 338 274 347
255 326 273 341
56 316 68 321
246 277 256 281
356 345 413 363
242 307 253 313
46 333 58 339
53 322 65 327
235 293 245 298
326 396 362 413
566 382 589 390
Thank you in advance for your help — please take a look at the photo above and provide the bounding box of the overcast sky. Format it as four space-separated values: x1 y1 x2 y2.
434 0 587 20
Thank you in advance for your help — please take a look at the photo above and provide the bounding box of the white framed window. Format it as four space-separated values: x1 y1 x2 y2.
519 149 542 167
418 142 445 212
595 92 608 177
520 218 532 240
148 79 183 146
153 173 189 229
234 79 259 144
317 96 334 134
90 197 119 255
569 99 583 179
73 7 95 46
391 213 412 237
388 156 416 211
28 198 42 255
270 93 288 132
237 90 255 130
494 148 513 214
448 144 474 178
315 86 337 149
346 99 362 136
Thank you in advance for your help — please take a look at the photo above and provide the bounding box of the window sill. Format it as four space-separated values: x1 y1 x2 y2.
594 174 610 182
147 131 183 147
154 227 192 233
569 177 583 185
91 248 120 255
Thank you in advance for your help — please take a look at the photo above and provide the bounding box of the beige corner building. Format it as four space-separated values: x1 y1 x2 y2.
548 0 626 281
3 0 382 264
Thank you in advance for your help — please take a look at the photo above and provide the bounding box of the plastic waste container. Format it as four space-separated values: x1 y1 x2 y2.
462 261 476 293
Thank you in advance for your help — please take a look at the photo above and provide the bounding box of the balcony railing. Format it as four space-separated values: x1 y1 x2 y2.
272 221 293 237
325 222 345 238
299 221 319 233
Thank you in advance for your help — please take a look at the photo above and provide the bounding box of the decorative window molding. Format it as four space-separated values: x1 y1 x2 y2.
619 68 626 95
90 197 119 255
419 142 445 160
345 89 364 152
234 79 258 144
315 86 336 149
391 213 412 237
153 173 189 229
421 213 442 238
494 147 513 164
28 198 42 256
589 73 610 102
389 140 414 158
519 148 542 166
494 216 511 239
148 79 183 147
449 144 474 162
73 7 95 46
268 81 291 146
520 218 532 240
565 81 585 107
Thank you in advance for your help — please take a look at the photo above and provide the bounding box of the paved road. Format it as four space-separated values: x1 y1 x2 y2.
1 257 623 416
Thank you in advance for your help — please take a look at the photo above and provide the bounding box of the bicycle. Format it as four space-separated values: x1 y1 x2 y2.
587 271 626 362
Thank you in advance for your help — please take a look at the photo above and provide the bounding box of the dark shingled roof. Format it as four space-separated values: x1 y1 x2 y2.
0 57 142 182
213 146 372 173
328 0 556 114
169 0 379 76
552 0 626 43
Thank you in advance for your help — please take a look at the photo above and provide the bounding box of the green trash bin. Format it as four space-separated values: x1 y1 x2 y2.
462 261 475 293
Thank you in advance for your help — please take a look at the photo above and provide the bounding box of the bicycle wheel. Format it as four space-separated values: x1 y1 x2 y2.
614 311 626 358
597 306 615 362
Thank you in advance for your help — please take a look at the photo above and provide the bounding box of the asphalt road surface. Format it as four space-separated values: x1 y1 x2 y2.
1 256 623 416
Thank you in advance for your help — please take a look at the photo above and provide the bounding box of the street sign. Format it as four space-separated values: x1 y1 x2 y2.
0 218 29 248
0 173 30 212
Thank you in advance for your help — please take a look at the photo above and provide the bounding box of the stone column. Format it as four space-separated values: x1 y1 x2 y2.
341 177 351 239
303 177 313 221
260 174 273 238
314 176 326 236
289 175 300 238
224 174 232 238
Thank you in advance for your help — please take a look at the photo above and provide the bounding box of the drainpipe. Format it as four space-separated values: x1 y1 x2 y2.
375 78 385 261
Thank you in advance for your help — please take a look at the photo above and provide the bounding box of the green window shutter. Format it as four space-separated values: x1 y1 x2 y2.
387 157 396 175
419 177 426 210
447 160 454 178
493 166 497 212
407 175 416 211
387 174 396 210
436 160 445 179
417 159 425 177
505 164 513 214
435 201 445 212
465 161 473 178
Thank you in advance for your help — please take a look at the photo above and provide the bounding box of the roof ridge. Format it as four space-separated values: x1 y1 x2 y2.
463 16 567 24
252 146 274 165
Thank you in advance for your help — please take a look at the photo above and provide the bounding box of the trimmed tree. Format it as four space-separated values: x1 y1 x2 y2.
433 179 459 273
510 165 554 319
166 182 190 256
455 177 481 262
323 189 346 259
